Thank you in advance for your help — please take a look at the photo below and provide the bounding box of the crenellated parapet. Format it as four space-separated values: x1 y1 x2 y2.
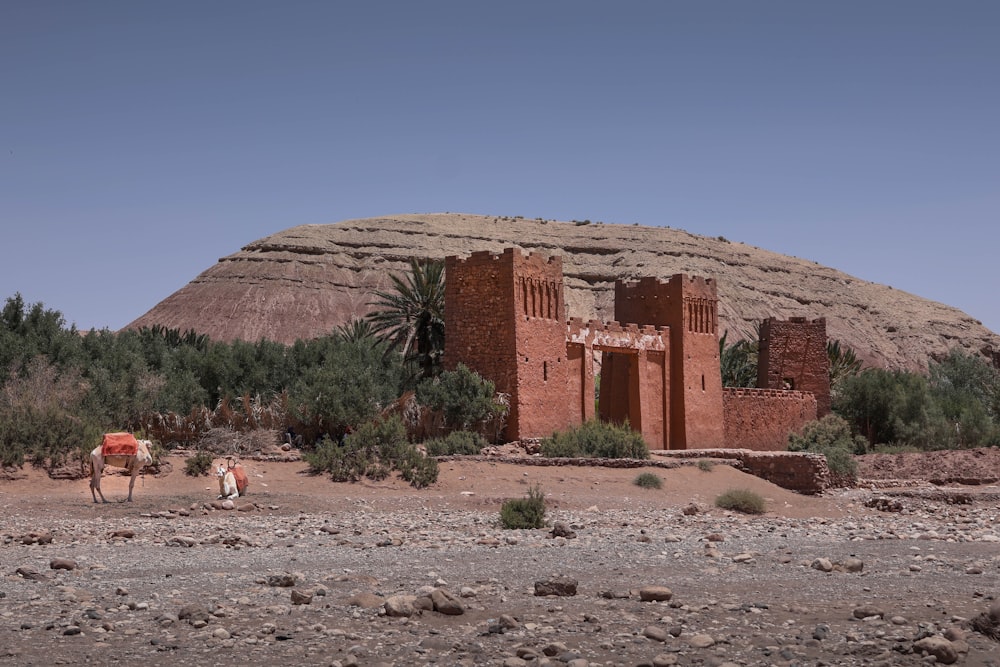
567 318 667 352
723 387 814 401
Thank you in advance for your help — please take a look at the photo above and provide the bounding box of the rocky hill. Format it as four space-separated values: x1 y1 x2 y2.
126 213 999 371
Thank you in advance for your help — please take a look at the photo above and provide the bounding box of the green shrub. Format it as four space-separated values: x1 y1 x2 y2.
633 471 662 489
417 364 500 427
184 450 214 476
424 430 487 456
304 416 438 488
540 420 649 459
788 414 865 484
871 443 922 454
500 484 546 529
696 459 714 472
397 448 439 488
715 488 766 514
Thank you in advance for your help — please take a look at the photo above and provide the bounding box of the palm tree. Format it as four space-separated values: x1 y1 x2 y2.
719 328 759 388
827 339 863 398
366 258 445 380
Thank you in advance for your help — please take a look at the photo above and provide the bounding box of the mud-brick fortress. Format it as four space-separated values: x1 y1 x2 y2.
444 248 830 451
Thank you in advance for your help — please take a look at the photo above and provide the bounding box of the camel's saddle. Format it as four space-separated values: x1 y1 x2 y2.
101 432 139 457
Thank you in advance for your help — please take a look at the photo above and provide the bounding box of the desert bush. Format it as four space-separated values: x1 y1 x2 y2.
788 414 866 484
500 484 546 529
396 448 439 488
184 450 214 476
424 430 487 456
415 364 508 441
715 488 766 514
834 368 952 450
871 443 922 454
304 416 437 488
697 459 715 472
633 471 662 489
540 420 649 459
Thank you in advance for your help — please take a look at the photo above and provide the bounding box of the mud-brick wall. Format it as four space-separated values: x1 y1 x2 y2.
735 451 830 494
445 248 571 441
510 251 572 439
723 387 817 451
758 317 830 417
444 250 517 394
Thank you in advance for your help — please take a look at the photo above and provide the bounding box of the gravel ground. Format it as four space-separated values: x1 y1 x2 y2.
2 458 999 667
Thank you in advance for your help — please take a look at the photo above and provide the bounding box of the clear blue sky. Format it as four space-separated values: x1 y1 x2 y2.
2 1 998 334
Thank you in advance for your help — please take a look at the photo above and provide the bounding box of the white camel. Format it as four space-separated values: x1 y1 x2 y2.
216 464 240 500
89 439 153 503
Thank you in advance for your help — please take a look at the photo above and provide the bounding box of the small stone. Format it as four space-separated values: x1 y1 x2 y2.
913 636 958 664
49 558 78 571
852 604 885 619
290 589 313 605
643 625 669 642
840 557 864 573
550 522 577 538
811 557 834 572
267 574 298 587
639 585 673 602
384 594 417 617
430 588 464 615
534 575 578 597
688 633 715 648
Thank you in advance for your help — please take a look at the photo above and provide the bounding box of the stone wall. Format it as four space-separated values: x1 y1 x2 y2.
758 317 831 417
659 449 831 494
445 249 572 441
723 387 817 451
615 275 725 449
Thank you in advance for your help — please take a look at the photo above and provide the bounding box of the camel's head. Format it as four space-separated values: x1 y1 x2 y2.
137 439 154 466
216 465 227 478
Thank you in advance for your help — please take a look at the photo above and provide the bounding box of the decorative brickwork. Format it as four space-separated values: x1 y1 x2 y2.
615 275 725 449
758 317 831 416
722 388 818 451
567 319 670 449
444 247 826 452
444 249 570 440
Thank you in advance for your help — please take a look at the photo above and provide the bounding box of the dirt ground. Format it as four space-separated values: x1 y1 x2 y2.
0 453 846 520
1 450 999 666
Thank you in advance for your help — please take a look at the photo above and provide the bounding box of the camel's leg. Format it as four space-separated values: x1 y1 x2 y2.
90 457 107 503
126 469 137 502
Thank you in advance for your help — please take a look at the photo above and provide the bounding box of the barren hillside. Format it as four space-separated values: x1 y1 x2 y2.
126 213 1000 371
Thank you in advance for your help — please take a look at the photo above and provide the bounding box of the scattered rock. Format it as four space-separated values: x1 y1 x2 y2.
914 636 959 664
638 585 673 602
49 558 77 571
534 575 578 597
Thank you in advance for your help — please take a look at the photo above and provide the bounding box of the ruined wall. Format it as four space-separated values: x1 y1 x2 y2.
445 248 570 441
615 275 725 449
733 451 830 494
723 387 817 451
758 317 831 417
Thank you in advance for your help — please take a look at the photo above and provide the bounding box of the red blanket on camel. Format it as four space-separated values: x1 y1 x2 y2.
101 432 139 457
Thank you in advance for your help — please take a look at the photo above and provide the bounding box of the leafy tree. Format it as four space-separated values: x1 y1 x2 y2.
0 356 95 467
367 258 445 381
719 330 758 388
288 335 405 443
928 348 1000 447
834 368 951 449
